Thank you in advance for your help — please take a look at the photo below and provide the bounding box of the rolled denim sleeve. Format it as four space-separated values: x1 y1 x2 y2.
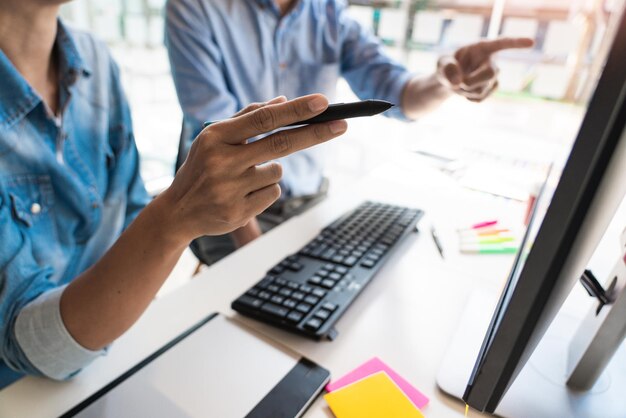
15 286 105 380
0 191 103 379
337 0 413 120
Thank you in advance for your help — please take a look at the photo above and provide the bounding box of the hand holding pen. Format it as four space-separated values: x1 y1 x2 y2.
204 99 394 128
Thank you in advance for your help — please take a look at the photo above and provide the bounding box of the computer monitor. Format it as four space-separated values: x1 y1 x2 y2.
438 7 626 418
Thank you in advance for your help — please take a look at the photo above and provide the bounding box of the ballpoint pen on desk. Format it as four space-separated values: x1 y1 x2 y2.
431 226 445 259
203 100 394 127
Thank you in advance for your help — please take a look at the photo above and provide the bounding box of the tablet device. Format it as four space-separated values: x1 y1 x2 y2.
61 314 330 418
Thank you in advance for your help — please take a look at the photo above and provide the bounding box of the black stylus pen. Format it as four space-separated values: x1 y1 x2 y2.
203 99 394 127
286 99 394 126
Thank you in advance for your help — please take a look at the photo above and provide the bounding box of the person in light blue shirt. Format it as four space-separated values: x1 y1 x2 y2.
0 0 345 388
165 0 533 262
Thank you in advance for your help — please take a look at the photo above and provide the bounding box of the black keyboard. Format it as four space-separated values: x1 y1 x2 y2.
232 201 424 340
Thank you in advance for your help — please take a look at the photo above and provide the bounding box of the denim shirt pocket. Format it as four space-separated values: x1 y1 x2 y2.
4 174 58 246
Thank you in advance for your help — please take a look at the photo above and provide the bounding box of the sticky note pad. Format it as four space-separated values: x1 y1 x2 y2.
324 372 425 418
326 357 429 409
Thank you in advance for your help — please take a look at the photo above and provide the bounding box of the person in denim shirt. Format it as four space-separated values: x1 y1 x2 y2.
0 0 347 388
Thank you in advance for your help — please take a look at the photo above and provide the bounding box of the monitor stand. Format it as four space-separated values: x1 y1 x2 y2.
436 289 626 418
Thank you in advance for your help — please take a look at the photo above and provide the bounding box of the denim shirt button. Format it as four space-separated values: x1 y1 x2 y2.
30 203 42 215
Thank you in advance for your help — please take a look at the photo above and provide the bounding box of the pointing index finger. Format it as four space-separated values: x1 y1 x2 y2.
213 94 329 144
481 37 534 55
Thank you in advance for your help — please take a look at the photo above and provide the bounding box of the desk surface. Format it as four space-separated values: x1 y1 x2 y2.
0 154 598 418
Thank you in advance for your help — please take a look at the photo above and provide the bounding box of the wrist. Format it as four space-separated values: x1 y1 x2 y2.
231 218 262 248
401 74 454 120
139 192 192 251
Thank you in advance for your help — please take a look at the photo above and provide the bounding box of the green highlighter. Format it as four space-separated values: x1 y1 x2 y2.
460 244 519 255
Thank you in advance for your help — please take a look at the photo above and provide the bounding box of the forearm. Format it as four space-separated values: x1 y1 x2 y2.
401 73 452 120
60 193 188 351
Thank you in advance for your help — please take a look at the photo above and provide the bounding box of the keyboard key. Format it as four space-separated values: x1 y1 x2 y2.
314 309 331 320
291 291 305 301
321 302 338 311
270 295 284 304
336 266 349 274
287 311 303 323
317 270 329 278
344 256 358 266
361 259 376 268
268 284 280 293
308 275 322 285
300 284 313 293
287 281 300 289
322 248 336 259
366 254 380 262
329 272 342 281
304 318 322 330
279 288 293 297
324 263 335 271
312 288 326 298
275 278 287 286
269 265 285 275
304 295 320 305
246 288 260 297
296 303 312 314
288 262 304 272
311 245 326 257
332 255 344 263
235 296 263 309
258 291 271 300
261 302 289 318
283 299 297 309
321 279 336 289
257 277 274 289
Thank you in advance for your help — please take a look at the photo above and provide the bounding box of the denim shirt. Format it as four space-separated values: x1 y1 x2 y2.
165 0 412 196
0 21 149 386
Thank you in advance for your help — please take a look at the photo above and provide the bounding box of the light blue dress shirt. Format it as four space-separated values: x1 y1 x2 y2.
165 0 412 196
0 21 149 387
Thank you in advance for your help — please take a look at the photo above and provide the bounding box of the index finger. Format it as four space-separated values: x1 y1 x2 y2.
481 37 534 55
211 94 329 144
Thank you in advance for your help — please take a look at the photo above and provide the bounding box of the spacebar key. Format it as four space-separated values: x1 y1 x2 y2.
261 302 289 318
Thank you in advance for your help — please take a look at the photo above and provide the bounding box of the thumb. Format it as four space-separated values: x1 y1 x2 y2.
438 56 462 88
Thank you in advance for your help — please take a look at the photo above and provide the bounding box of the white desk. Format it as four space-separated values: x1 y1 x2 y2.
0 155 583 418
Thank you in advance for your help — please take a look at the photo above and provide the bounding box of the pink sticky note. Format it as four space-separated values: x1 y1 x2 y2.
325 357 429 410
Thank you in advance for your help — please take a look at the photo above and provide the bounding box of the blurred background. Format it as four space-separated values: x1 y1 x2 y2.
58 0 624 292
59 0 623 197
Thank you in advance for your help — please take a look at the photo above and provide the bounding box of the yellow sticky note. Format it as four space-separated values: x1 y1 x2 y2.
324 371 425 418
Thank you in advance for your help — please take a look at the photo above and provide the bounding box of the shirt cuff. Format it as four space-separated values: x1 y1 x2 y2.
385 71 415 122
14 285 106 380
